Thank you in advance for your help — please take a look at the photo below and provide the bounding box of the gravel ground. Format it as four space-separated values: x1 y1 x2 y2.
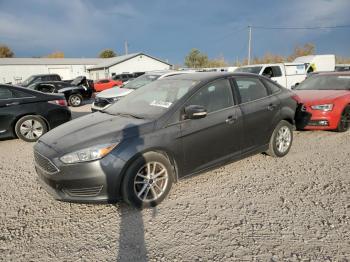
0 104 349 261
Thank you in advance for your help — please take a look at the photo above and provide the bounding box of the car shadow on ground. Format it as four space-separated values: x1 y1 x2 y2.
116 204 153 262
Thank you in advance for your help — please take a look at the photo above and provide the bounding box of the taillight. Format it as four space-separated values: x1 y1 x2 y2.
48 99 67 106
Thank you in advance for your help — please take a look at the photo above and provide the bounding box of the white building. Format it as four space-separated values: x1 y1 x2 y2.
88 53 172 80
0 58 104 84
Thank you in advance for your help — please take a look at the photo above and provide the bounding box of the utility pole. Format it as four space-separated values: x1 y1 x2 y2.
124 40 128 55
248 25 252 65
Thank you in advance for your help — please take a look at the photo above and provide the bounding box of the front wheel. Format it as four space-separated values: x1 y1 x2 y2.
336 106 350 132
266 120 293 158
121 152 174 208
15 115 48 142
68 94 83 107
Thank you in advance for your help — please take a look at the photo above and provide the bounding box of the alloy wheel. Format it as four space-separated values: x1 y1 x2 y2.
133 161 169 202
276 126 291 153
20 119 44 140
70 96 81 106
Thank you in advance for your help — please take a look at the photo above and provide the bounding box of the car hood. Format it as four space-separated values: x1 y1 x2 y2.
293 90 350 104
97 87 134 99
38 112 155 154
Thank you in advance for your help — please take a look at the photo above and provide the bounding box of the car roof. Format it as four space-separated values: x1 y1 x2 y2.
160 72 260 81
311 71 350 76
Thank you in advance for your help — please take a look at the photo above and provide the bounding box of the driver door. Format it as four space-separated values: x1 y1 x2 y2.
179 78 243 175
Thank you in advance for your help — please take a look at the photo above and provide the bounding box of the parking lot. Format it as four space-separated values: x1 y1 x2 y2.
1 103 349 261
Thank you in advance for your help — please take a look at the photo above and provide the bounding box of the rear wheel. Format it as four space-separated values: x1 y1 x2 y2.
15 115 48 142
266 120 293 158
122 152 174 208
68 94 82 107
336 106 350 132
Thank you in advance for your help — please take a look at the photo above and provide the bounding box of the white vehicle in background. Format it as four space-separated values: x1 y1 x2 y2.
235 63 307 89
293 54 335 73
91 70 194 111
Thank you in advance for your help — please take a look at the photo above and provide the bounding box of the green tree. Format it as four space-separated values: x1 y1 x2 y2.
99 49 117 58
0 44 14 58
184 48 208 68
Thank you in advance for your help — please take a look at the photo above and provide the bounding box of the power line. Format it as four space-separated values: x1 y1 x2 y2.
252 25 350 30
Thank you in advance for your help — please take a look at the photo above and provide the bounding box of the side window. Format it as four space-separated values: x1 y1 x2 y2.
187 79 234 113
235 77 268 103
271 66 282 77
262 66 282 78
0 88 14 99
262 79 281 94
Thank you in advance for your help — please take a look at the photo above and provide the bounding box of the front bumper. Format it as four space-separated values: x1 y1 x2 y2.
34 143 126 203
302 109 339 130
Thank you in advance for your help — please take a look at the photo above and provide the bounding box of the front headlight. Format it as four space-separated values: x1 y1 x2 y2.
60 143 118 164
310 104 334 111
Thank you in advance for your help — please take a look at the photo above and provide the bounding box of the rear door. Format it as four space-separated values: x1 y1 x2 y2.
232 76 280 153
0 86 37 137
180 78 243 174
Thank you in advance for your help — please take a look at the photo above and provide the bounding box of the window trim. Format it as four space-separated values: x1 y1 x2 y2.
231 76 274 105
184 77 235 111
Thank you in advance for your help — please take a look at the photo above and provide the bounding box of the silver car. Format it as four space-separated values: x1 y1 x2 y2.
91 70 194 111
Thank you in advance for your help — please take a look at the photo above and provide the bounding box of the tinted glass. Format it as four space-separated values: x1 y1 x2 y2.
123 74 161 90
235 66 262 74
187 79 234 113
235 77 268 103
296 75 350 90
105 79 198 119
271 66 282 77
262 79 281 94
0 87 13 99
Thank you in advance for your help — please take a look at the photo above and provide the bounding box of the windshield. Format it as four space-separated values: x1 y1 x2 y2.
105 79 198 119
235 66 262 74
123 74 161 90
296 75 350 90
22 76 36 86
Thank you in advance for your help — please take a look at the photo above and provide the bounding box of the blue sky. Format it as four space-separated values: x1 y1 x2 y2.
1 0 350 65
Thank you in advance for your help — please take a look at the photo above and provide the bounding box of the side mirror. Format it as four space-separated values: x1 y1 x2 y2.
184 105 207 120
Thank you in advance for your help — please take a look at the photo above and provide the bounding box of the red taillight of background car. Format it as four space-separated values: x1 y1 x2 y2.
48 99 67 106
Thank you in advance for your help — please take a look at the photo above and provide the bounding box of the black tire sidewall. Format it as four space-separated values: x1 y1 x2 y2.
270 121 293 158
336 106 350 132
121 152 174 208
69 94 82 107
15 115 48 142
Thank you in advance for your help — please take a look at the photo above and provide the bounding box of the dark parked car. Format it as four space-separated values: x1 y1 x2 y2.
0 84 71 142
28 80 93 107
34 73 297 208
112 73 135 83
20 74 62 87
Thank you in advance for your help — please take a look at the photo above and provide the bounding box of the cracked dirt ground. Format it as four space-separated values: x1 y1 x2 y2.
1 105 349 261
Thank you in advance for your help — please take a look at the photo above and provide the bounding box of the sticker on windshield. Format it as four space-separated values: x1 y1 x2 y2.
150 100 172 108
338 76 350 79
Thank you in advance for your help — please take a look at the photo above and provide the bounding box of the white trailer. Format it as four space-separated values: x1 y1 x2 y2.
293 54 335 73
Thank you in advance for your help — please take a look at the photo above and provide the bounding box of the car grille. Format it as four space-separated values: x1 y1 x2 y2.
94 97 114 108
62 186 103 197
34 151 59 174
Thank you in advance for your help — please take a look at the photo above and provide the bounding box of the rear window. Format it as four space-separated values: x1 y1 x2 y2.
0 88 13 99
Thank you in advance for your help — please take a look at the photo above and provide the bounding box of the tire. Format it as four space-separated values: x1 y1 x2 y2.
266 120 293 158
122 152 174 208
336 106 350 132
15 115 48 142
68 94 83 107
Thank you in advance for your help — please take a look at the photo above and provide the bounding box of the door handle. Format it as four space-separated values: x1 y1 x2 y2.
6 102 20 106
267 104 277 111
225 115 236 124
